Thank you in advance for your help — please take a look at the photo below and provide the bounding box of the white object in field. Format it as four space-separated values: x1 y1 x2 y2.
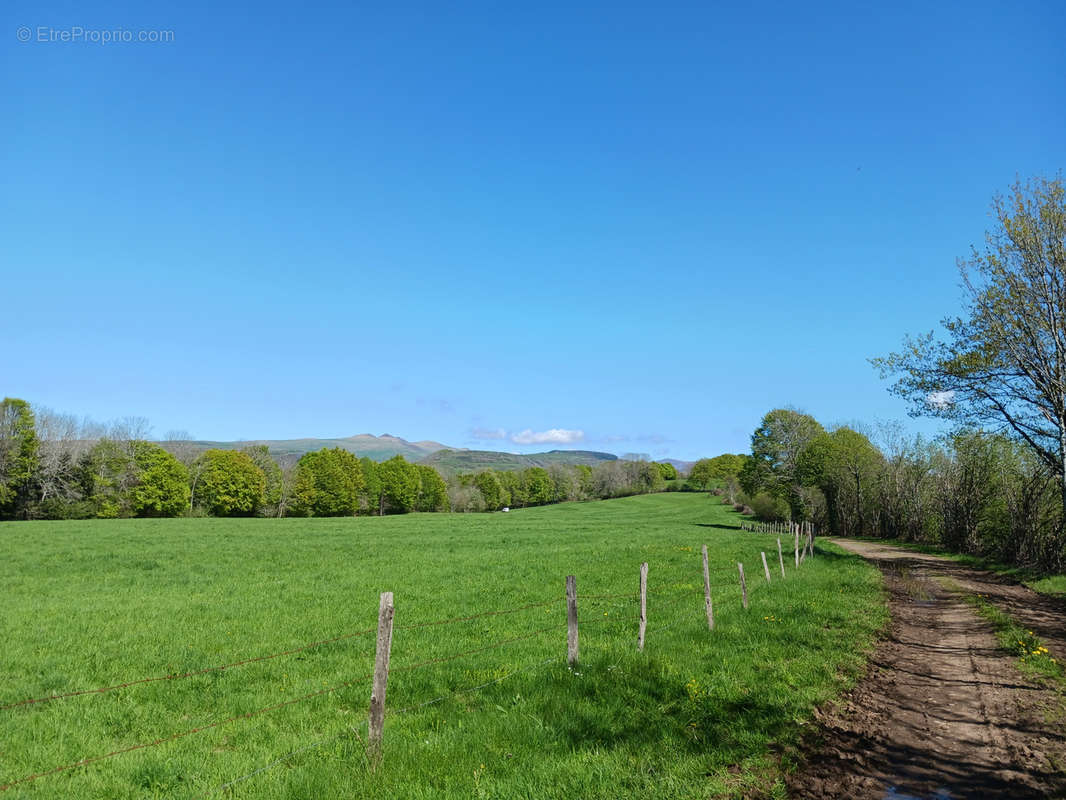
502 507 510 512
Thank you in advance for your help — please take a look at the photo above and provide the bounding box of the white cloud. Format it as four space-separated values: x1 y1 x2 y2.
510 428 585 445
471 427 508 440
926 390 956 410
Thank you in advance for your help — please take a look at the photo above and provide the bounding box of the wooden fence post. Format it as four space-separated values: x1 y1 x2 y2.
566 575 579 666
368 591 395 764
761 551 771 583
638 562 648 651
794 524 800 568
738 562 749 610
701 545 714 630
777 537 785 578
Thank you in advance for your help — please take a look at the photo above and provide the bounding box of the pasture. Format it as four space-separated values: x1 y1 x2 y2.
0 493 885 798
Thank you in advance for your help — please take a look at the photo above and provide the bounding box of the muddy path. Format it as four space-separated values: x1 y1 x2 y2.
786 540 1066 799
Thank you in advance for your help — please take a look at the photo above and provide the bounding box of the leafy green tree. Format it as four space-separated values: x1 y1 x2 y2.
498 470 523 507
747 408 825 519
241 445 283 515
378 455 418 514
522 467 554 506
0 398 40 518
474 470 503 510
360 457 381 514
738 454 773 496
689 454 745 488
415 465 449 512
130 443 190 517
194 449 266 517
655 462 679 481
289 448 364 516
574 464 594 499
82 439 188 517
797 428 883 536
873 176 1066 514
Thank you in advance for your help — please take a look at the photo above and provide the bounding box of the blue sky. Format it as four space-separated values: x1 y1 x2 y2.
3 1 1063 460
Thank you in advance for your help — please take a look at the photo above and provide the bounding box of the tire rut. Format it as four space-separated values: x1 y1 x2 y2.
785 540 1066 800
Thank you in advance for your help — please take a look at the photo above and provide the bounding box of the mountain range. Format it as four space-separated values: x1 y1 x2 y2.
162 433 629 472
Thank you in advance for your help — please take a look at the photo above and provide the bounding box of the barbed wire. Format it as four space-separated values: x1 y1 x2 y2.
201 721 369 799
0 625 378 712
1 598 566 713
395 656 557 715
204 657 559 798
397 598 561 631
0 620 564 793
393 625 558 675
2 545 816 793
0 670 378 793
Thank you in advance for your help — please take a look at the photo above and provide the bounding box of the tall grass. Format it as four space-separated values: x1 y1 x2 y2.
0 493 884 798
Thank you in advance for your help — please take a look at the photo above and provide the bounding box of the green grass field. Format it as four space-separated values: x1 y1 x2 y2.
0 494 885 799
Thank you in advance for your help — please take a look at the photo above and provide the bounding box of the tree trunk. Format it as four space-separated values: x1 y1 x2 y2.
1059 422 1066 538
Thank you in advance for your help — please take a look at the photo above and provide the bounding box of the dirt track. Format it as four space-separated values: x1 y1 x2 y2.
786 540 1066 800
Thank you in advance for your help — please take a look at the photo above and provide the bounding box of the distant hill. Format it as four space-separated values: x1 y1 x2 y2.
662 458 695 475
419 448 618 475
161 435 635 474
162 433 453 466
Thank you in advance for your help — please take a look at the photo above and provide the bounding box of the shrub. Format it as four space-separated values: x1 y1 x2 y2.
750 492 790 522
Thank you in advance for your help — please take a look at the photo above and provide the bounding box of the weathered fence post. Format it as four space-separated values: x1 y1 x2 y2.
777 537 785 578
794 524 800 568
566 575 579 666
638 562 648 652
701 545 714 630
761 551 771 583
738 562 749 610
368 591 395 764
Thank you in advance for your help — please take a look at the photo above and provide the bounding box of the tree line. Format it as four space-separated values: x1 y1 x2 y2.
715 176 1066 573
0 399 681 520
714 407 1065 573
447 460 679 512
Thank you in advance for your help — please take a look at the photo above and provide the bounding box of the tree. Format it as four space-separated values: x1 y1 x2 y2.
378 455 418 514
473 470 503 510
415 465 449 512
289 448 364 517
0 398 39 518
874 176 1066 513
359 457 381 514
689 454 744 488
796 428 883 537
523 467 554 506
194 449 267 517
745 409 825 519
82 439 188 517
34 407 94 516
241 445 283 516
655 462 679 481
548 464 580 502
130 442 190 517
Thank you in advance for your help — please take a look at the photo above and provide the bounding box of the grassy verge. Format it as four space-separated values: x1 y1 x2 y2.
858 537 1066 599
1 494 885 799
961 592 1065 685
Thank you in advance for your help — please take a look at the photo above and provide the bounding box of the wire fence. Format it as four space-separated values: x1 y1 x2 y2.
0 533 819 795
